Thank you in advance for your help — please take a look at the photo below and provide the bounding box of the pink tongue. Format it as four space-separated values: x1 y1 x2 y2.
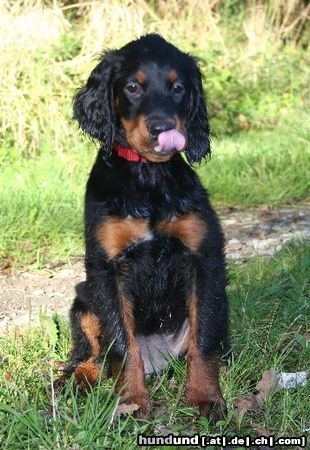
157 129 185 152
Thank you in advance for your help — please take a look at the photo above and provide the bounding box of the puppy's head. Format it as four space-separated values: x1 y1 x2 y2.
73 34 210 163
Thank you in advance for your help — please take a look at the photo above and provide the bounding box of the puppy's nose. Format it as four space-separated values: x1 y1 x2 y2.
148 121 175 139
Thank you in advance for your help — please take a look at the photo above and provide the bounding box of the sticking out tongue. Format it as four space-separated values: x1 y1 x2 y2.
154 129 186 153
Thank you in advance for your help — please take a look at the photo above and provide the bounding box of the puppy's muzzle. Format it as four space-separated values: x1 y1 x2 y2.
147 119 176 140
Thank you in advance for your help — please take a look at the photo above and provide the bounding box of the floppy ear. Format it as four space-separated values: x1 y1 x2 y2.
73 51 117 151
185 63 211 164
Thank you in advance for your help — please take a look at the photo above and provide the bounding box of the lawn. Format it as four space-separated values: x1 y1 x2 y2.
0 242 309 448
0 1 309 448
1 111 309 268
0 0 309 268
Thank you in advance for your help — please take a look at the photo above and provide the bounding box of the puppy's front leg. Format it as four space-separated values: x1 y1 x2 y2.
112 288 150 415
186 291 227 420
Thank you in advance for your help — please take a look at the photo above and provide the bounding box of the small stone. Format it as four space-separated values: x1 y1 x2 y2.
259 223 273 233
227 238 243 251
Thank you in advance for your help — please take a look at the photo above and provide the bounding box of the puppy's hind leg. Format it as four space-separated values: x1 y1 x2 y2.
58 283 103 390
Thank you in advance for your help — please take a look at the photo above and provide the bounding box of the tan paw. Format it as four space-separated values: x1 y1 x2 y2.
74 360 99 390
120 391 151 417
187 387 226 421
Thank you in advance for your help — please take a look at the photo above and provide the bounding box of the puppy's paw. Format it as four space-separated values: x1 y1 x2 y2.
121 391 151 417
198 397 227 421
187 387 226 421
74 360 99 390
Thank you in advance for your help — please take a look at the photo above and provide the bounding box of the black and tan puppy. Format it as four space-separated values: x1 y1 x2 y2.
66 34 228 418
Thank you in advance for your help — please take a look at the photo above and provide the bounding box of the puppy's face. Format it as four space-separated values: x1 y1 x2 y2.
73 34 211 164
114 64 188 162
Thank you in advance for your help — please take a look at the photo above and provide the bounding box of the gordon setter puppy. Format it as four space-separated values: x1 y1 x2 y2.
67 33 228 418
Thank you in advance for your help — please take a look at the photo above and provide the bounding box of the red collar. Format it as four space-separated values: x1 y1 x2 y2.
113 142 149 163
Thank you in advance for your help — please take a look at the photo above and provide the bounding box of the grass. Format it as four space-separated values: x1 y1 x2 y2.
200 112 310 207
0 241 309 448
0 143 90 268
0 0 309 269
0 2 309 447
1 1 309 156
1 112 309 268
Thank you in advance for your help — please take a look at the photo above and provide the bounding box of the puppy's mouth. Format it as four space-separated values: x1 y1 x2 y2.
152 129 186 156
120 116 186 162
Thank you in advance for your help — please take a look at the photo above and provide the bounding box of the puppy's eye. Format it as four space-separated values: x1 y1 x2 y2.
172 82 184 95
126 82 141 94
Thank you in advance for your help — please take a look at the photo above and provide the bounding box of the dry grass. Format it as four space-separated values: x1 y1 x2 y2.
0 1 71 155
0 0 308 156
244 0 309 51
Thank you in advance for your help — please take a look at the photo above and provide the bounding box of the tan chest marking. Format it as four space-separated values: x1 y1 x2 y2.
96 216 151 260
156 213 207 252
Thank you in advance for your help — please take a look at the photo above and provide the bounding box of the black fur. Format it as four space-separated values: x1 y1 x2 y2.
67 34 228 417
73 34 210 163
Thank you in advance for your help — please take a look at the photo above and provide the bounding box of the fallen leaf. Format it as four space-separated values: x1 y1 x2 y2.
114 402 140 417
153 424 173 435
233 393 261 419
4 372 11 380
169 377 177 389
255 369 281 403
234 368 308 420
258 205 273 212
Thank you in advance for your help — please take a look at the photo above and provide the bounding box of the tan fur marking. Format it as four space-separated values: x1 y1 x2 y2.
121 115 179 163
168 69 178 83
117 293 150 414
121 115 149 149
121 116 146 134
186 293 225 416
74 360 99 389
121 114 187 163
73 313 102 388
121 297 145 393
110 359 123 379
136 70 146 84
187 295 220 396
81 312 101 358
96 216 150 259
156 213 207 252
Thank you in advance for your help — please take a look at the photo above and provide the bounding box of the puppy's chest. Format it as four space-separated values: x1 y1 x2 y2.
96 212 207 260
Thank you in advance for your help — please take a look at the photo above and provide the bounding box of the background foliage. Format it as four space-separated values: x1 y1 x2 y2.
0 0 309 267
1 0 308 156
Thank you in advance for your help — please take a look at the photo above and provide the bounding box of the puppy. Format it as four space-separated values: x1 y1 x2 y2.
66 34 228 418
